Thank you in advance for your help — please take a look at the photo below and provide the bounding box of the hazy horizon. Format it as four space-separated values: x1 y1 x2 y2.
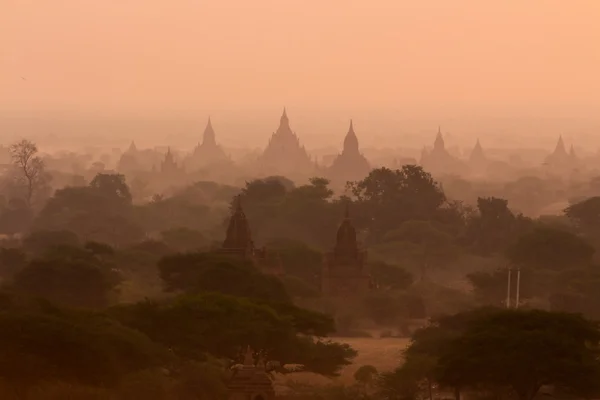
2 1 600 148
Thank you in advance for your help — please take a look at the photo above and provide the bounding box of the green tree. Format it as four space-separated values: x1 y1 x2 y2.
111 292 355 377
13 244 121 308
348 166 446 241
354 364 378 392
376 220 459 280
22 229 80 256
384 308 600 400
33 175 144 246
507 226 594 270
0 301 166 395
158 252 291 304
160 227 208 252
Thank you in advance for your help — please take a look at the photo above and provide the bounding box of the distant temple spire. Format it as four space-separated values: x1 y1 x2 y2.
203 117 217 146
127 141 138 153
434 127 445 151
553 135 568 157
469 138 486 164
279 107 289 129
343 119 359 155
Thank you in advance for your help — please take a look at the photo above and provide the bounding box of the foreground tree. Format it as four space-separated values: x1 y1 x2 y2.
383 308 600 400
12 244 121 308
111 292 355 376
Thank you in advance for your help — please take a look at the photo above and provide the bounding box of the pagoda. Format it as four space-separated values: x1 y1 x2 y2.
160 147 183 175
420 127 467 176
544 136 573 167
257 108 314 177
327 120 371 186
117 141 142 173
186 117 230 171
321 205 370 297
218 197 283 276
468 138 489 172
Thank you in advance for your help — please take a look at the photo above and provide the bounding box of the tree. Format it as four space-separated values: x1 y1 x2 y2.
160 227 208 252
0 296 167 395
8 140 50 208
465 197 532 255
376 220 460 280
384 308 600 400
369 261 413 291
33 176 144 246
111 292 355 376
13 244 121 308
90 173 132 205
507 226 594 270
0 247 27 280
348 166 446 241
437 309 600 400
565 196 600 245
354 364 378 392
22 229 80 256
158 252 291 304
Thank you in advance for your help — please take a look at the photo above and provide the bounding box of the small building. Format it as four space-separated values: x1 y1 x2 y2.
227 347 275 400
321 205 371 296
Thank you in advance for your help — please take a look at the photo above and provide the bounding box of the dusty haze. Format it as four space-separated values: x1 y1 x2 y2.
1 0 600 148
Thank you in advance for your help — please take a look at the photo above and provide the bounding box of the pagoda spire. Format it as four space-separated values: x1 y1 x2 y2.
433 126 445 151
127 141 138 153
343 119 359 155
553 135 567 156
203 116 217 147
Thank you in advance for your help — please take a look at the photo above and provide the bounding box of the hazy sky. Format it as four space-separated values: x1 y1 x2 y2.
1 1 600 147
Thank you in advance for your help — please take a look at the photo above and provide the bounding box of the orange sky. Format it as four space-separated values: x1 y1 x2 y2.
1 0 599 147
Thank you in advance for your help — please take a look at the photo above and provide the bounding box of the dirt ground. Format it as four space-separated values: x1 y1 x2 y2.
275 336 410 390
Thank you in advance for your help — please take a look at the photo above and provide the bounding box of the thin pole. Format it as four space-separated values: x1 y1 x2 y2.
515 268 521 309
506 268 512 309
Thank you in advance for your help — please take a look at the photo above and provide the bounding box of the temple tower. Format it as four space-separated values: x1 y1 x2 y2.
545 135 576 170
322 205 370 296
218 197 284 276
327 120 371 186
420 126 467 176
186 117 230 171
227 347 275 400
220 196 255 258
160 147 183 175
258 108 314 177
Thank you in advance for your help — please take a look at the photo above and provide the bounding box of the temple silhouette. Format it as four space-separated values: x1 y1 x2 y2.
218 196 283 276
321 205 371 296
186 117 230 171
326 120 371 187
257 108 315 178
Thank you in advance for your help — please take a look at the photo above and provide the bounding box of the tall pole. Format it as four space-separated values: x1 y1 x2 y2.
506 268 512 309
515 268 521 309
